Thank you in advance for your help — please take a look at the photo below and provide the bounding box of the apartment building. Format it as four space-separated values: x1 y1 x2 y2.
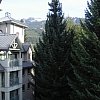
0 12 34 100
22 43 34 100
0 34 23 100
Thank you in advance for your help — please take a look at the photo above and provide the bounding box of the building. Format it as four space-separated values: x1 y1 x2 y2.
0 34 23 100
0 12 34 100
0 12 28 43
22 43 34 100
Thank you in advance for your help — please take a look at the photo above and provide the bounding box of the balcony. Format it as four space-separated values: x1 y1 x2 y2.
10 95 19 100
9 59 19 67
1 77 19 87
0 58 22 68
10 77 19 86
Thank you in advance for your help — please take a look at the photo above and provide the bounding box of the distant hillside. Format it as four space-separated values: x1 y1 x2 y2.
22 17 84 45
21 17 45 44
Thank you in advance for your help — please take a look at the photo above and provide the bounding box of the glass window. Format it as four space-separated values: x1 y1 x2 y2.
22 84 25 92
27 83 30 89
28 69 31 74
22 69 25 76
2 92 5 100
1 72 5 87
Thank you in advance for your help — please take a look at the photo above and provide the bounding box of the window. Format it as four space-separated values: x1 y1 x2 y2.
21 53 22 58
2 92 5 100
15 54 17 59
16 32 19 36
1 72 5 87
0 51 5 60
22 69 25 76
10 89 18 100
28 69 31 74
27 83 30 89
22 84 25 92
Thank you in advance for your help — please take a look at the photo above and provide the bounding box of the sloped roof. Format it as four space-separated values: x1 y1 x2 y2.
22 61 33 68
0 16 28 28
22 43 31 52
0 64 4 72
0 34 17 50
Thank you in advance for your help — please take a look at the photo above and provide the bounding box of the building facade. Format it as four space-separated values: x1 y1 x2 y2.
0 12 34 100
0 34 23 100
0 12 28 43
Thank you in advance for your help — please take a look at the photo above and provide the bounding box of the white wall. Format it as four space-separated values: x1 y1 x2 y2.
0 23 25 43
27 47 32 61
10 24 25 43
0 24 6 33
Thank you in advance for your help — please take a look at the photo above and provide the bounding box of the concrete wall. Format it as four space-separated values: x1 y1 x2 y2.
22 69 33 100
10 24 25 43
22 47 33 61
0 24 7 33
27 47 32 61
0 23 25 43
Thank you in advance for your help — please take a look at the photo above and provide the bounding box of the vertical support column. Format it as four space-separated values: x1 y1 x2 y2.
0 73 1 88
5 71 10 87
19 51 21 59
6 51 9 59
23 28 25 43
19 88 22 100
6 23 7 33
19 51 22 67
13 24 14 34
5 92 10 100
18 70 22 84
19 51 22 100
0 74 1 100
0 92 1 100
5 71 10 100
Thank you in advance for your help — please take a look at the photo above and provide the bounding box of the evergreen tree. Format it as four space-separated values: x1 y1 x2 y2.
85 0 100 39
68 0 100 99
69 30 100 100
33 0 74 100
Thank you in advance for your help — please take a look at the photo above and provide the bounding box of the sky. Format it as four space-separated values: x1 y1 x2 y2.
0 0 88 20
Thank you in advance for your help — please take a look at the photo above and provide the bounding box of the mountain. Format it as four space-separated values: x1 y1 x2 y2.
21 17 84 45
20 17 45 44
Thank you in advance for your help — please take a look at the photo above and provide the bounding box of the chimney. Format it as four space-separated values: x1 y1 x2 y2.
5 12 11 17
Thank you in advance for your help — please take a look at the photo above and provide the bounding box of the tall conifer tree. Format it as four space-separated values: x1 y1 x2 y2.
33 0 74 100
85 0 100 39
69 31 100 100
68 0 100 99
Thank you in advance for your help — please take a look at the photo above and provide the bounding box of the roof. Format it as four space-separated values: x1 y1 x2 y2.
22 43 31 52
0 64 4 72
0 34 17 50
22 61 33 68
0 16 28 28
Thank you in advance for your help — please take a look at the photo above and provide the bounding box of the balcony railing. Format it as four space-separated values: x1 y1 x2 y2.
0 58 22 68
10 77 19 86
1 78 19 87
9 59 19 67
10 95 19 100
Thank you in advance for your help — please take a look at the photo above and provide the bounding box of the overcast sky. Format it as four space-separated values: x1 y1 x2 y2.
0 0 88 20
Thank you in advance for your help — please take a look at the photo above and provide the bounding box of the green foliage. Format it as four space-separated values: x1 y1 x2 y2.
69 0 100 99
70 31 100 100
33 0 74 100
85 0 100 39
25 29 42 44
